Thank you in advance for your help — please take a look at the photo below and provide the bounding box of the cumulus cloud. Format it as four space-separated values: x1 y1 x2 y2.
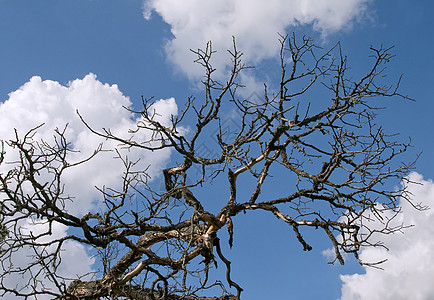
1 220 94 300
0 74 177 298
143 0 371 81
0 73 175 214
340 172 434 300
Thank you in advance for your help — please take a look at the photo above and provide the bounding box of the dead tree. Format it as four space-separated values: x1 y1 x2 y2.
0 35 418 299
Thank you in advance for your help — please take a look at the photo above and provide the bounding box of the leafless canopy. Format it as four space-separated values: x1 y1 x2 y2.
0 35 417 299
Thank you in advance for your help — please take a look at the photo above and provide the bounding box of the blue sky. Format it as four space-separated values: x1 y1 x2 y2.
1 1 434 299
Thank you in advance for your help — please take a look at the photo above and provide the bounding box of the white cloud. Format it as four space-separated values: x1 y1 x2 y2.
340 172 434 300
148 97 178 127
143 0 371 82
0 74 178 298
0 73 175 214
2 220 94 300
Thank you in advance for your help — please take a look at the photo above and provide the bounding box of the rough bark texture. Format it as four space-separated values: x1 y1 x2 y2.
0 35 418 299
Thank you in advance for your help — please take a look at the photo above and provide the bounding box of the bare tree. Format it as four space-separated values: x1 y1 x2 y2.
0 35 418 299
